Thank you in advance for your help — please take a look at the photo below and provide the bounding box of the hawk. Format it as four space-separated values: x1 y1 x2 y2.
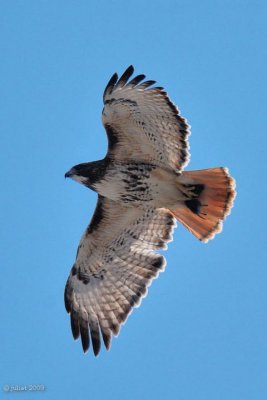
64 66 235 356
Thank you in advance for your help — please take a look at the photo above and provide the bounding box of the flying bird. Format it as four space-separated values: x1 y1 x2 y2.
64 65 236 356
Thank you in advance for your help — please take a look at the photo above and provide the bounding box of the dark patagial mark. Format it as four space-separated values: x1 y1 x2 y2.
87 196 105 235
104 124 119 151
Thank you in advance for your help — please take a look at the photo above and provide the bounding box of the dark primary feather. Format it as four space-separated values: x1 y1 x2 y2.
86 195 106 235
105 124 119 152
70 310 80 340
100 326 112 350
116 65 134 88
138 80 156 89
103 72 118 100
80 321 90 353
103 66 153 101
128 74 146 87
89 320 101 356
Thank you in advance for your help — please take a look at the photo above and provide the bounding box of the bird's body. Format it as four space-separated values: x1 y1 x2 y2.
69 159 188 207
65 66 236 356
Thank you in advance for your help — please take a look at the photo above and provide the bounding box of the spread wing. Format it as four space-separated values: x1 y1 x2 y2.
102 65 190 172
64 196 176 355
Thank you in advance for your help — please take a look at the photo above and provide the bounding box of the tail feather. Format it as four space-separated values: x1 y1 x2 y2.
169 167 236 242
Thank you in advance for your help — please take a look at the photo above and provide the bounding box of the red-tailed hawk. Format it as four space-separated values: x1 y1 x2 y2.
64 66 236 356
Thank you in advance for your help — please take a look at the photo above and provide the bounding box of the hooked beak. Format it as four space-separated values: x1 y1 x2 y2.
65 169 72 178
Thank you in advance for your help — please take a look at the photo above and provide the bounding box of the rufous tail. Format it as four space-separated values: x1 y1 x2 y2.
169 167 236 242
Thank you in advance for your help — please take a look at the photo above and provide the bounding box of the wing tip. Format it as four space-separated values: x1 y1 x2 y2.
116 65 135 88
103 66 135 100
80 322 90 353
101 327 112 351
70 311 80 340
103 72 119 100
104 65 162 101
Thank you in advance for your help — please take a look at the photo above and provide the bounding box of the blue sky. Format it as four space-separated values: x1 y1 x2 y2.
1 1 267 399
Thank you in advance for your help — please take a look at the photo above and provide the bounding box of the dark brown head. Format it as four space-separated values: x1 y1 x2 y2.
65 159 108 190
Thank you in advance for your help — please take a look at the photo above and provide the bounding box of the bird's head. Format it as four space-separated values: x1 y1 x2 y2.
65 160 107 190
